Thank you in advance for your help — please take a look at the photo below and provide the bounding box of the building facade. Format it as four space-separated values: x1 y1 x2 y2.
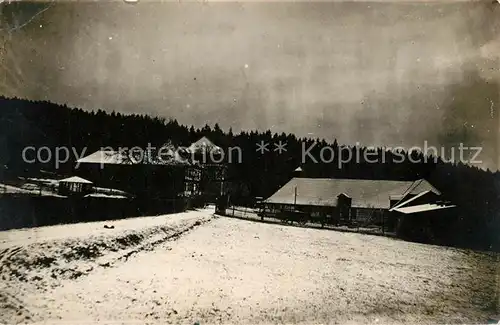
262 177 454 233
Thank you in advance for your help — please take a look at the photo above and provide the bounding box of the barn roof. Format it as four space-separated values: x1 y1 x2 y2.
400 178 441 196
264 178 437 209
390 190 437 211
392 203 456 214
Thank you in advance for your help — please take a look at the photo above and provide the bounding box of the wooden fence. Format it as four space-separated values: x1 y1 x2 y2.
0 194 189 231
223 205 395 237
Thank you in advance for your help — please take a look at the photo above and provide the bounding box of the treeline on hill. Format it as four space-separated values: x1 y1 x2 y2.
0 96 499 251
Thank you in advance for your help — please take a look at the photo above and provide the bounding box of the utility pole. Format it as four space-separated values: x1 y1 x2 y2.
294 185 297 209
381 208 384 235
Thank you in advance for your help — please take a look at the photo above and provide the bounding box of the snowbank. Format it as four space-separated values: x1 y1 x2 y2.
0 208 214 323
0 210 498 324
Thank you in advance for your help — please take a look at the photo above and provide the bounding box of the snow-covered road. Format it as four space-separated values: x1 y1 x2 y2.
1 208 498 324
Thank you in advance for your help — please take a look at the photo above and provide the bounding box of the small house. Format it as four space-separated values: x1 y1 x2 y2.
58 176 93 196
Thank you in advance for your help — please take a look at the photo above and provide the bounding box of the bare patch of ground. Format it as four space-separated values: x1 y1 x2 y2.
0 211 498 324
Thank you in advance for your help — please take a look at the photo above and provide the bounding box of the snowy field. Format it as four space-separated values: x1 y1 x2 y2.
0 207 498 324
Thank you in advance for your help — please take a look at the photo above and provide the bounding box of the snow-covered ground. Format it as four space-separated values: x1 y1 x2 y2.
0 208 498 324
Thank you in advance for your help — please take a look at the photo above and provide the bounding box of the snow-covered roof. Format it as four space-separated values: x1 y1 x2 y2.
265 178 444 210
188 136 222 154
77 148 192 166
392 203 456 214
400 178 441 197
0 183 67 197
59 176 93 184
84 193 128 199
77 150 137 165
265 178 415 209
389 190 433 211
92 186 129 196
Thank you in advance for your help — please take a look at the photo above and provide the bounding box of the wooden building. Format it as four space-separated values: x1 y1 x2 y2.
76 146 201 202
187 137 227 204
76 137 227 208
389 185 456 242
58 176 93 196
262 177 454 232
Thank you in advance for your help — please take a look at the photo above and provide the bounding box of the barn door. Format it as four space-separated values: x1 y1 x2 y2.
337 193 352 223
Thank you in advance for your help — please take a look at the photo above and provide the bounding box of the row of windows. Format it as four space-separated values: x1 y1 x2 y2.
262 204 384 220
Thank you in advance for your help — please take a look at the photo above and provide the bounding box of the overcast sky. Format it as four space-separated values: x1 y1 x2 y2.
1 1 499 169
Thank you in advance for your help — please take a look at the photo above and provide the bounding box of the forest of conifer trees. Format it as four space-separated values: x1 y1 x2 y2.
0 96 499 251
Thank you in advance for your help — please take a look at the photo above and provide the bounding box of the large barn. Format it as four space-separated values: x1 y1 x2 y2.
262 177 455 235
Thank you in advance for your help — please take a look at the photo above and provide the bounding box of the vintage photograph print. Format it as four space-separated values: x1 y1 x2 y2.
0 0 499 324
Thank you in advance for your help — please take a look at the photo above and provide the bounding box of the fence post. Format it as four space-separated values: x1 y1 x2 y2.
32 200 36 227
381 209 385 235
232 205 235 217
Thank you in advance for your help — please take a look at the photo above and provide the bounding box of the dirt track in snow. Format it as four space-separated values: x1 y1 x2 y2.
0 208 498 324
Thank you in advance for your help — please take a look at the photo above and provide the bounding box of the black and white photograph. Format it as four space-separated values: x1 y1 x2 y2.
0 0 499 323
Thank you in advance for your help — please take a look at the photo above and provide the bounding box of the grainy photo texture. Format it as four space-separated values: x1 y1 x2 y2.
0 0 499 324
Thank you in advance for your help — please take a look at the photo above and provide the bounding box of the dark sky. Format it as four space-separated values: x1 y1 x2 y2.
1 1 499 169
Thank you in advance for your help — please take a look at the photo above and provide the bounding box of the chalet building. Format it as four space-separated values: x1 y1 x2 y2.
262 177 455 235
76 137 226 208
76 145 201 202
187 136 228 204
